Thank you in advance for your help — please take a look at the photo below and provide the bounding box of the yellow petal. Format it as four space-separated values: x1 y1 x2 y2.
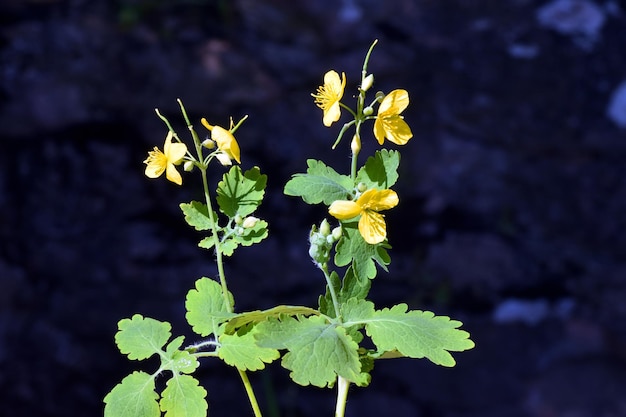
167 142 188 164
381 116 413 145
201 118 214 131
323 101 341 127
373 118 386 145
165 162 183 185
378 89 409 116
329 200 362 220
358 211 387 244
212 125 241 164
356 189 399 212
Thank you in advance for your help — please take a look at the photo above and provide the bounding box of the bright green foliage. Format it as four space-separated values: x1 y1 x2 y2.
104 372 159 417
341 298 475 367
284 159 353 205
218 329 280 371
107 316 208 417
356 149 400 190
185 277 235 337
334 220 391 280
255 315 368 387
180 201 217 231
217 166 267 217
115 314 172 360
160 375 208 417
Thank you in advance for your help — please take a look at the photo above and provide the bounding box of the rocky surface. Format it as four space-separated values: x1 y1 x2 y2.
1 0 626 416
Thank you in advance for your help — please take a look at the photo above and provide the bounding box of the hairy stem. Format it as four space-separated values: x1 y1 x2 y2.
335 376 350 417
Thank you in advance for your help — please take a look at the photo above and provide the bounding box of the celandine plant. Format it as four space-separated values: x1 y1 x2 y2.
103 41 474 417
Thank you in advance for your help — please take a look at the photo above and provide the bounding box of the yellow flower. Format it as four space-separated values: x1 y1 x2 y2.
312 70 346 127
328 188 399 244
201 118 241 165
373 89 413 145
143 131 188 185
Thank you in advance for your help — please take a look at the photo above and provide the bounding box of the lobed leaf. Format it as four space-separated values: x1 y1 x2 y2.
224 305 319 334
218 329 280 371
185 277 236 337
219 219 269 256
363 304 475 367
255 315 367 387
356 149 400 189
160 375 208 417
334 220 391 281
104 371 159 417
284 159 353 205
180 201 218 231
216 166 267 217
115 314 171 360
163 336 199 374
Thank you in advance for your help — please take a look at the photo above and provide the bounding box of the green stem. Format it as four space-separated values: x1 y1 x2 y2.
321 265 341 320
176 99 263 417
335 376 350 417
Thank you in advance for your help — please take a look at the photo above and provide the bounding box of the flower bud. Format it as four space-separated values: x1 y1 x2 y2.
202 138 216 149
216 152 232 166
234 214 243 225
363 106 374 116
331 226 342 241
242 216 259 228
357 182 368 192
183 160 195 172
375 91 385 102
320 218 331 236
361 74 374 92
351 133 361 154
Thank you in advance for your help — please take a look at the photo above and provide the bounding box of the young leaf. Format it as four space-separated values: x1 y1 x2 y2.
104 371 159 417
115 314 171 360
319 267 371 317
160 375 208 417
334 220 391 281
361 303 474 367
220 219 269 256
218 329 280 371
216 166 267 217
185 277 236 337
255 315 367 387
356 149 400 189
180 201 218 231
163 336 199 374
284 159 353 205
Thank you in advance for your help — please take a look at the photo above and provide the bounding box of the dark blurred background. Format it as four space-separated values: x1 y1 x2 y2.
2 0 626 416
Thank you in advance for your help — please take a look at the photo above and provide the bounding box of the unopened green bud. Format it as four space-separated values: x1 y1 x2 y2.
320 219 331 236
357 182 368 192
331 226 342 241
361 74 374 92
363 106 374 116
183 160 195 172
375 91 385 102
234 214 243 225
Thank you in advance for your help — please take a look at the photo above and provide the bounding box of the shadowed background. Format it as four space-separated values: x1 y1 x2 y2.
1 0 626 416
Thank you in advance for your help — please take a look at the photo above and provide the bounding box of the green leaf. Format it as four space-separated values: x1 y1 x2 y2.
163 337 199 374
218 329 280 371
356 149 400 189
284 159 353 205
348 302 475 367
104 371 159 417
255 315 367 387
334 220 391 281
185 278 236 337
319 267 371 317
180 201 218 231
217 166 267 217
224 305 319 334
160 375 208 417
115 314 171 360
